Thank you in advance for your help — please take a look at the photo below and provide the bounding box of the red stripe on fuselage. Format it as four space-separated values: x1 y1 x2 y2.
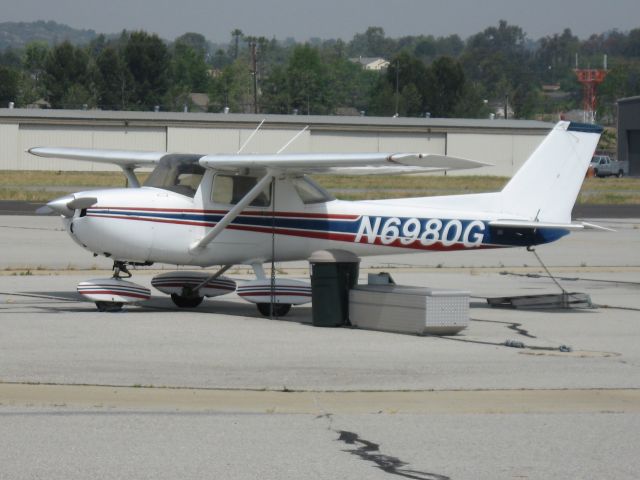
91 207 359 220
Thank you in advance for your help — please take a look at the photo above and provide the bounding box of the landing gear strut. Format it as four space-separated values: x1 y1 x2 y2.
112 261 132 279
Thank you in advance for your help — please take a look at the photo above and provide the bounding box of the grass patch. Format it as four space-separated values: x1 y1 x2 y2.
312 174 508 192
577 192 640 205
0 188 74 202
1 171 638 205
0 171 149 187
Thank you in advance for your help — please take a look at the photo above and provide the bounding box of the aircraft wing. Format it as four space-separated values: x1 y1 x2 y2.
28 147 167 168
198 153 490 174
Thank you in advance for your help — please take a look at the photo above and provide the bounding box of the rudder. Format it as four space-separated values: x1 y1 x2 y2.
499 121 602 223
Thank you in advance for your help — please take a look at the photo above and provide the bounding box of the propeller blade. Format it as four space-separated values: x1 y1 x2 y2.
46 195 75 217
35 205 53 215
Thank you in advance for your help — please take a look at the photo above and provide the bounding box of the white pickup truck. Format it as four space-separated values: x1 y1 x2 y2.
590 155 629 177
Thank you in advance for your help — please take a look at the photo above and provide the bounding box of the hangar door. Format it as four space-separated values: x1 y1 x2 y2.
628 130 640 176
19 124 166 171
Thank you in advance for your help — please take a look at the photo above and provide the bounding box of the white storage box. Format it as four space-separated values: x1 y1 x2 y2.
349 285 469 335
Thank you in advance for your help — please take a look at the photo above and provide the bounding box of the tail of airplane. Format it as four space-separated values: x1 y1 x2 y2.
499 121 602 223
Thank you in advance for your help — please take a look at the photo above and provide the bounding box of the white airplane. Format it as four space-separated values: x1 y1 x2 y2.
31 121 604 314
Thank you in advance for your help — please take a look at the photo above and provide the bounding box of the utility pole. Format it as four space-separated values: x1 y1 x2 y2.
250 39 259 114
504 94 509 120
394 60 400 117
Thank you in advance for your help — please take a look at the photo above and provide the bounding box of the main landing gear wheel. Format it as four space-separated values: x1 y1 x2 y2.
95 301 124 312
171 293 204 308
257 303 292 317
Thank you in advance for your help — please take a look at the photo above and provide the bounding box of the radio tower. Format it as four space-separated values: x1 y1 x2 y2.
574 54 608 124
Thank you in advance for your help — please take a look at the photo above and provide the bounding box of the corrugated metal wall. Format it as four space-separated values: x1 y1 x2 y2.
446 133 543 176
0 113 550 176
18 124 165 171
167 127 311 154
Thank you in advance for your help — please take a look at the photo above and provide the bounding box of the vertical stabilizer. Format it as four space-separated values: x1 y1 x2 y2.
499 121 602 223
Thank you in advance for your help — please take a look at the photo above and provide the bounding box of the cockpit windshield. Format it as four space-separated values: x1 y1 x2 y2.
143 154 205 198
292 176 334 204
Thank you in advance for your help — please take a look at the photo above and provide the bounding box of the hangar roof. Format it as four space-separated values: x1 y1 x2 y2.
0 108 552 134
618 96 640 105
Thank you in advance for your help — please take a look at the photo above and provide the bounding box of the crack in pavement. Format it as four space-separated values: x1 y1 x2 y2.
336 430 450 480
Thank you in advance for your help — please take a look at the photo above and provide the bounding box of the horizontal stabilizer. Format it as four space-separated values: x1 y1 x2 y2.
489 219 614 232
489 219 584 231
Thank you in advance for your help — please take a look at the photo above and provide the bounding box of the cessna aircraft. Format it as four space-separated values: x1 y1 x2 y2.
31 120 603 314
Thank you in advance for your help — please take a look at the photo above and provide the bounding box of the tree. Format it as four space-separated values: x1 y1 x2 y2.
231 28 243 59
174 32 208 57
534 29 580 84
600 60 640 120
123 31 170 109
260 64 290 113
171 41 209 92
43 41 91 108
423 56 466 117
208 58 252 112
286 44 332 114
348 27 395 58
96 46 131 109
0 66 20 106
461 20 530 99
21 41 49 105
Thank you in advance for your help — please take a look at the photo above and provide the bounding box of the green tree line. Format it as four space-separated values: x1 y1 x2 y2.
1 22 640 122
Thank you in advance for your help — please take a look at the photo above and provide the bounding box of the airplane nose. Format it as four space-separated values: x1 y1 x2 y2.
46 194 76 217
44 194 98 217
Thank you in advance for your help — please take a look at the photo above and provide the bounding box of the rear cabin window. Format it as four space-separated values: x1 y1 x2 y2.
211 174 271 207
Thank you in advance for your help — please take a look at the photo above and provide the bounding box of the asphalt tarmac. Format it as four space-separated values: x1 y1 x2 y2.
1 214 639 479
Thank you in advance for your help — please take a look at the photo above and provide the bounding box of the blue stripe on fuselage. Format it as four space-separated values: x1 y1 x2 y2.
87 209 568 247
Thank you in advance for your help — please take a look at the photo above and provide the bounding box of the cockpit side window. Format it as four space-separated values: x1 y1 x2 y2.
211 174 271 207
143 156 205 198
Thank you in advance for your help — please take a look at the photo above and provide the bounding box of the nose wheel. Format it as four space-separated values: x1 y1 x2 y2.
171 292 204 308
256 303 292 317
78 261 151 312
95 301 124 312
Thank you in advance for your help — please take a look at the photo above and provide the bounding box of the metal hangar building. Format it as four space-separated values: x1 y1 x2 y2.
618 96 640 176
0 109 553 177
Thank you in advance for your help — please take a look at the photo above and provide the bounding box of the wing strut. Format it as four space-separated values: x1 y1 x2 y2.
189 171 274 253
121 167 140 188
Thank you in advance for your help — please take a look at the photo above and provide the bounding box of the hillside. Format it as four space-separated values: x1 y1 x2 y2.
0 20 97 50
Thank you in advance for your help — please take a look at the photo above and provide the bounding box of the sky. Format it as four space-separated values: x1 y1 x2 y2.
2 0 639 43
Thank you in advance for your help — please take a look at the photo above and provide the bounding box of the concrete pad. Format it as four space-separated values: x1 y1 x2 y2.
1 215 640 479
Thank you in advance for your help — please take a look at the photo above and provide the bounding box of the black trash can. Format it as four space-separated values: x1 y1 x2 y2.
308 250 360 327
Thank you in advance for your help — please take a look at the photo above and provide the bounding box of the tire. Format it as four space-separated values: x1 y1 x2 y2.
95 301 123 312
593 168 599 177
257 303 292 317
171 293 204 308
617 170 624 178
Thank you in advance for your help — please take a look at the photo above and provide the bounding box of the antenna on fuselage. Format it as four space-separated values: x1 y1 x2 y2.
276 125 309 154
237 119 266 154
